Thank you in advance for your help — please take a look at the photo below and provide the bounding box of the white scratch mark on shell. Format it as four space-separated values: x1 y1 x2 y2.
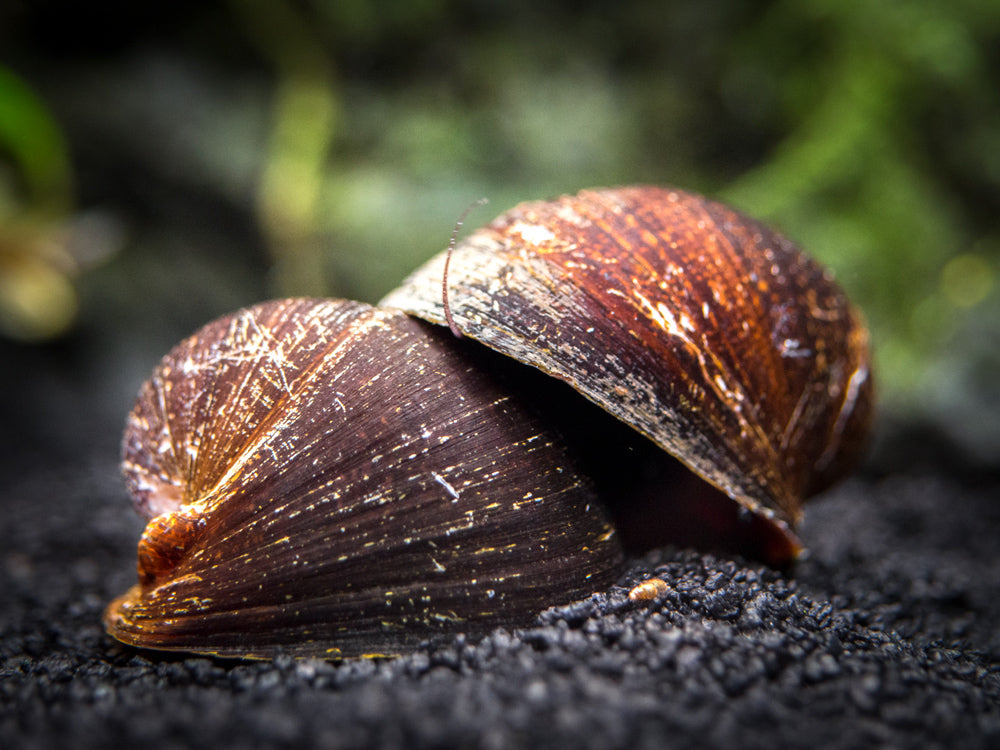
510 222 555 245
432 471 461 501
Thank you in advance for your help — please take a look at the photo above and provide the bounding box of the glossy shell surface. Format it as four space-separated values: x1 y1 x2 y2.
381 186 874 544
106 298 623 659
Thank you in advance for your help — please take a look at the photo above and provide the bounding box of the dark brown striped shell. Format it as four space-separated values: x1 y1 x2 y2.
105 298 623 659
381 186 874 561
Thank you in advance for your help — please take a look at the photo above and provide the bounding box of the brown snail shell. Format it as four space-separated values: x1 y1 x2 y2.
381 186 874 561
105 298 623 659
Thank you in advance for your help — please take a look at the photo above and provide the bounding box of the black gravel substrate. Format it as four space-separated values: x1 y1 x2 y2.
2 334 999 749
2 444 998 749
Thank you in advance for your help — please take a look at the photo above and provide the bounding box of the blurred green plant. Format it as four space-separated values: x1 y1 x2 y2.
720 0 1000 407
231 0 340 297
162 0 1000 415
0 65 78 341
13 0 989 413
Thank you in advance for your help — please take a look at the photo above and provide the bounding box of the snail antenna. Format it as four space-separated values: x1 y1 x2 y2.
443 197 488 338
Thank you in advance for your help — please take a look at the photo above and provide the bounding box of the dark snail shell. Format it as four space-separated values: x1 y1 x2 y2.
105 298 623 659
381 186 874 561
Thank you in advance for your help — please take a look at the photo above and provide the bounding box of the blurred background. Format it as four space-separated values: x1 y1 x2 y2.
1 0 998 470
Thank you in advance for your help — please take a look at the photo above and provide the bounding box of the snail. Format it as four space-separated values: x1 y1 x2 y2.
105 186 873 659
